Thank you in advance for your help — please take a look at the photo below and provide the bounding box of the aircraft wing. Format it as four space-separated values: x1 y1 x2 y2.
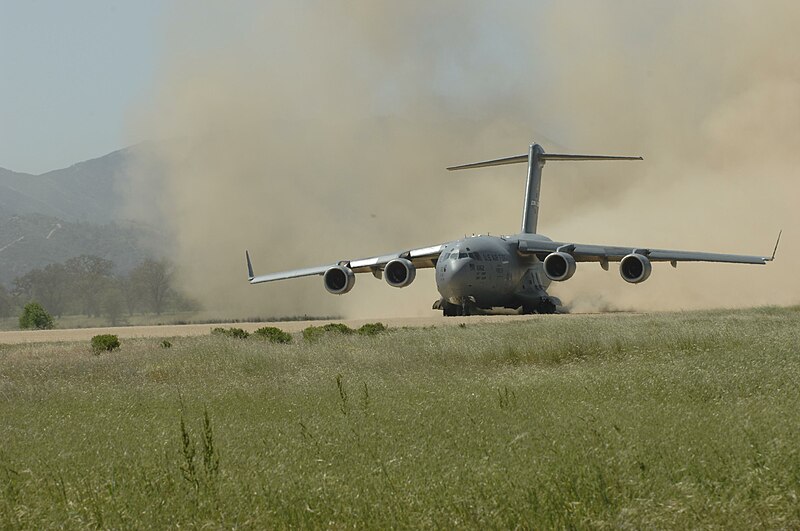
246 244 446 284
517 234 780 266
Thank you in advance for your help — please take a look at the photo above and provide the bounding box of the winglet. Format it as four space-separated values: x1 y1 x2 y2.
767 230 782 262
246 250 255 281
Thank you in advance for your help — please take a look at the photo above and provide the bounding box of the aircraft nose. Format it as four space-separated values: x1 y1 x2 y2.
446 258 467 276
441 258 473 293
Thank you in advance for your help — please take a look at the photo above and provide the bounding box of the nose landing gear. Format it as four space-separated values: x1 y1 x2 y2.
433 299 474 317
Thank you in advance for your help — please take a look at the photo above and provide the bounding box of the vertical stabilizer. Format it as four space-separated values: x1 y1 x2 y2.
521 144 545 234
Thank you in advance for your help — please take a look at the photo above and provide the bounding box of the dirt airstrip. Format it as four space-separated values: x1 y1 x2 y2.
0 314 552 344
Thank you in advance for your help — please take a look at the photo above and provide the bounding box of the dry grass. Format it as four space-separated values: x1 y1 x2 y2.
1 307 799 528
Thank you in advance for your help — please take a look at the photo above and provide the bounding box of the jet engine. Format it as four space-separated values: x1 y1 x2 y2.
619 253 652 284
384 258 416 288
543 252 577 281
323 266 356 294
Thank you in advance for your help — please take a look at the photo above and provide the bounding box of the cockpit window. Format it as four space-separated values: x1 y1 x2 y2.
448 250 476 260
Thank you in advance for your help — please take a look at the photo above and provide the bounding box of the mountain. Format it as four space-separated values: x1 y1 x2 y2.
0 146 168 287
0 148 136 224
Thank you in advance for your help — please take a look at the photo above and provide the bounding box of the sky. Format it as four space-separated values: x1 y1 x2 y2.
3 0 555 175
0 0 165 174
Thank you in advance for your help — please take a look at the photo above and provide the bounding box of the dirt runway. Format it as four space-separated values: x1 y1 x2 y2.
0 314 554 344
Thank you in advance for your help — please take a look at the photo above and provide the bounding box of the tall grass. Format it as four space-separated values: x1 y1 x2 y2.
1 308 799 528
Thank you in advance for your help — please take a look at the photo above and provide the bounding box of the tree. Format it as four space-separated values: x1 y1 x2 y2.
19 302 55 330
13 264 70 317
119 271 141 316
65 255 114 317
0 284 14 318
102 285 126 326
131 259 173 315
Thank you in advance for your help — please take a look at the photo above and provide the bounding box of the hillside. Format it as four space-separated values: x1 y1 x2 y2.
0 148 139 224
0 146 168 286
0 214 166 286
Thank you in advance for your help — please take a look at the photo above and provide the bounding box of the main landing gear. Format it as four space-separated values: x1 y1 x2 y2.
434 297 560 316
522 297 558 315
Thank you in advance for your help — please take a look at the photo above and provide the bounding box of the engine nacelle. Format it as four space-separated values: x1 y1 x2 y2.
619 253 652 284
323 266 356 294
384 258 416 288
543 252 577 281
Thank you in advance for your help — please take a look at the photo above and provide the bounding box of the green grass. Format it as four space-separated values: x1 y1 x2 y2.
1 307 799 528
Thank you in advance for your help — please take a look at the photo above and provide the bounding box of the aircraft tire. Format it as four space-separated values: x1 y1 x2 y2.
537 300 557 314
442 303 459 317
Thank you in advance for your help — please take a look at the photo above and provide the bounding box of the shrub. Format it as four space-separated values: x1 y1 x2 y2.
302 327 323 342
91 334 120 353
211 327 250 339
253 326 292 344
161 340 172 349
321 323 354 334
18 302 55 330
303 323 355 342
357 322 388 336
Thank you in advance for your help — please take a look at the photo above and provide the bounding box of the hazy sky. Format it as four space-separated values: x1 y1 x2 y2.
0 0 165 174
0 1 559 175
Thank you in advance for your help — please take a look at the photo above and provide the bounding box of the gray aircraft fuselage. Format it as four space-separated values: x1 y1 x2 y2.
435 234 557 315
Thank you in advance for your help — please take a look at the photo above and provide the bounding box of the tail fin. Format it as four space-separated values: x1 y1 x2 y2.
447 144 642 234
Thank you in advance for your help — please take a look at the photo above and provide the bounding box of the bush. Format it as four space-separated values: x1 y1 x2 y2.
319 323 355 335
302 327 323 342
18 302 54 330
357 322 388 336
161 340 172 349
211 327 250 339
91 334 120 353
253 326 293 344
302 323 355 342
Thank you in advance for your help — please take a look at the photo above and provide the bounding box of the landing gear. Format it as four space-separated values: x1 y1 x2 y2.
537 299 557 314
443 303 460 317
522 297 558 315
436 300 471 317
443 303 471 316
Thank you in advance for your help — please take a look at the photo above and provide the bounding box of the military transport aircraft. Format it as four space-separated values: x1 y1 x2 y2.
246 143 779 315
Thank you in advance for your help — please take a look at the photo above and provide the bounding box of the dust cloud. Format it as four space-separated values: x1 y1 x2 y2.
127 1 799 318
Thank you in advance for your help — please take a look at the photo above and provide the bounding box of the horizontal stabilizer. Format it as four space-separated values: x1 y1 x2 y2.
542 153 643 161
447 152 641 171
447 154 528 171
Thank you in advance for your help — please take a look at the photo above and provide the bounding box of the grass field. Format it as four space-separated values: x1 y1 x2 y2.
1 308 799 528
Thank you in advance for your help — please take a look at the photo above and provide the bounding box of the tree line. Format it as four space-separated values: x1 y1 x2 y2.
0 255 199 324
